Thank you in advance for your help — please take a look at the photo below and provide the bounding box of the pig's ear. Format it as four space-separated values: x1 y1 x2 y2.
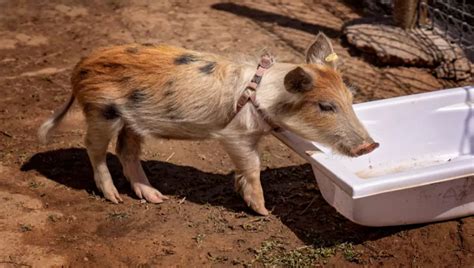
305 32 337 69
284 67 313 93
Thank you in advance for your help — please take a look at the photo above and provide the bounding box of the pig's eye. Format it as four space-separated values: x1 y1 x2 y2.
318 102 337 113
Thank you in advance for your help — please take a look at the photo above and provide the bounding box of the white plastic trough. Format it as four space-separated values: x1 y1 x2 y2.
275 86 474 227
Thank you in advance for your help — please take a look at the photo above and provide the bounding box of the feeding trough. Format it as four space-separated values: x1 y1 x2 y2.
275 86 474 227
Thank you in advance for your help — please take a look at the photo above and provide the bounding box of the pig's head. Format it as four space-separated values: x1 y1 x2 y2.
270 33 379 157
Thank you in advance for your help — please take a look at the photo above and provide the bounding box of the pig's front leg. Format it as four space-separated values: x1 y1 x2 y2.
220 136 268 215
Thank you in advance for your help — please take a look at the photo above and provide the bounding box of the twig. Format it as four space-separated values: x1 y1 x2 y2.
34 51 61 65
296 245 312 250
0 261 32 267
299 195 318 215
0 67 69 81
165 152 175 162
0 130 12 138
178 197 186 204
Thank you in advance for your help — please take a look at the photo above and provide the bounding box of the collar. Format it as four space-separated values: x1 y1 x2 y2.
234 52 281 131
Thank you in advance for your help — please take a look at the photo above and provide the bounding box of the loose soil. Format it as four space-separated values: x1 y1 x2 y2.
0 0 473 267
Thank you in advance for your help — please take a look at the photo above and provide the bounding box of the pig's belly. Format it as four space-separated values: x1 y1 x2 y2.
123 113 226 140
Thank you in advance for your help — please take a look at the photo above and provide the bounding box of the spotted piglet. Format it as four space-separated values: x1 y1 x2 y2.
39 33 378 215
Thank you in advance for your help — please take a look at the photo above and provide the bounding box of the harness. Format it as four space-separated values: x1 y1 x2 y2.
230 51 339 133
234 52 281 131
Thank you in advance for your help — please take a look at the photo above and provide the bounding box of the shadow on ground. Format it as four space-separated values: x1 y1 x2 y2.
21 148 411 248
211 2 340 38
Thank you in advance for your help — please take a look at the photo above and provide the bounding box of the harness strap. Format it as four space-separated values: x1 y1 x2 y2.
235 52 281 131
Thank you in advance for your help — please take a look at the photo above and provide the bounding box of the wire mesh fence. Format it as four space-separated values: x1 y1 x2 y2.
418 0 474 60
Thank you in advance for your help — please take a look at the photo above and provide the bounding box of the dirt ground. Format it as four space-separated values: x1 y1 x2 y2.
0 0 473 267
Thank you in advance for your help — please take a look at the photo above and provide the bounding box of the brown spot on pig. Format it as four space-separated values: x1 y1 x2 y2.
199 62 216 74
79 69 88 79
102 104 120 120
174 54 198 65
128 89 147 103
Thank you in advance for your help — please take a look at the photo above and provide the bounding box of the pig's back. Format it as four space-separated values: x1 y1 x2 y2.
71 44 240 139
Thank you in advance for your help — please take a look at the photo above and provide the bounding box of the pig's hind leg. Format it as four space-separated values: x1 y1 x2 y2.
116 127 168 203
220 136 268 215
85 116 123 203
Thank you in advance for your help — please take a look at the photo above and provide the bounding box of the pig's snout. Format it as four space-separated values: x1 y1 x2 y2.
350 142 379 157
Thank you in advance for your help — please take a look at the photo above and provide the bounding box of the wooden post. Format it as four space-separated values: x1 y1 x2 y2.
393 0 420 29
418 0 429 26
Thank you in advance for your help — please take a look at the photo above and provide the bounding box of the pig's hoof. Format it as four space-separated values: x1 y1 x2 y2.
250 203 269 216
237 183 269 216
243 196 268 215
132 182 168 204
101 182 123 203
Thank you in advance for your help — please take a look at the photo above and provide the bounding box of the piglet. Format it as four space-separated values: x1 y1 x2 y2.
39 33 378 215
